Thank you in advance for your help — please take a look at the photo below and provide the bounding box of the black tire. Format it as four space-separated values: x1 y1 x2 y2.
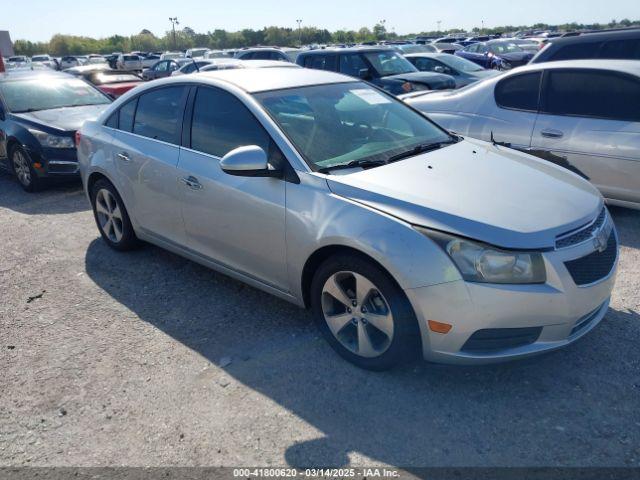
10 145 44 192
310 253 421 371
90 178 139 251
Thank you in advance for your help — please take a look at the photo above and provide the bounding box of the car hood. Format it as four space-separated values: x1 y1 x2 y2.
12 104 110 132
467 69 501 80
325 138 602 250
384 71 453 85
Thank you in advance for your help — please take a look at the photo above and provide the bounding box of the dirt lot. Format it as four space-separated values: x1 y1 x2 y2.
1 171 639 468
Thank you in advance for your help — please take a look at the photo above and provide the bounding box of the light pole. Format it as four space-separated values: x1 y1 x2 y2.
379 19 386 41
296 19 302 46
481 20 484 34
169 17 179 50
437 20 442 32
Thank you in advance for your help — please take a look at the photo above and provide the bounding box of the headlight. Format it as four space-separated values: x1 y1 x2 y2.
417 228 546 284
29 129 75 149
411 83 430 91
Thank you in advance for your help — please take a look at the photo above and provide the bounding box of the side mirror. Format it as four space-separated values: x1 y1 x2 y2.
358 68 372 80
220 145 280 178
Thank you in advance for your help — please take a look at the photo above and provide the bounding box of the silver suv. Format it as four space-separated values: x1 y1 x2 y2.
77 69 617 370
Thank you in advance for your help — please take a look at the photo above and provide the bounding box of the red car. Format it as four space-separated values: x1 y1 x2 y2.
80 70 143 98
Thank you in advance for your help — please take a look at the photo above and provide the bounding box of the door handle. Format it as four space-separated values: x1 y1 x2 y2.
180 176 203 190
541 129 564 139
117 152 131 162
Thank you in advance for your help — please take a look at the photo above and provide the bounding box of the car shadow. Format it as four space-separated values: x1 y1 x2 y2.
84 238 640 467
0 170 89 215
609 206 640 249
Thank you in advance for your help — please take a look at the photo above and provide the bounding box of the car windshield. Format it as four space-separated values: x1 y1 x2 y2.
9 57 27 62
363 51 417 76
0 77 110 113
489 42 524 54
439 55 484 72
256 82 452 170
32 56 49 62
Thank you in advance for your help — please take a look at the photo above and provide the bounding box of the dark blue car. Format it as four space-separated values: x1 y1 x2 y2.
0 70 111 191
296 47 456 95
455 40 535 70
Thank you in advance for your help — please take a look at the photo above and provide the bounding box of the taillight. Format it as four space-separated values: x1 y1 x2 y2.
75 131 81 147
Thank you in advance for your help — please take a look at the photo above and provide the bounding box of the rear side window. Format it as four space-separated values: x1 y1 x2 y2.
549 42 600 61
133 86 187 143
542 70 640 122
495 72 541 111
118 98 137 132
304 55 337 71
190 87 270 157
599 39 640 60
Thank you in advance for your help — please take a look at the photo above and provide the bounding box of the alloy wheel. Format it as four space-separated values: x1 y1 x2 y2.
95 189 124 243
12 150 32 187
321 271 394 358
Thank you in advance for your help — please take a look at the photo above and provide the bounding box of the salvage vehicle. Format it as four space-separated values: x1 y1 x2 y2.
0 70 111 191
404 60 640 209
297 47 455 95
456 40 535 69
405 53 500 88
77 68 617 370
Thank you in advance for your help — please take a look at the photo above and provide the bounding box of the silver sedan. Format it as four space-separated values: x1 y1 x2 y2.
404 59 640 210
77 69 617 370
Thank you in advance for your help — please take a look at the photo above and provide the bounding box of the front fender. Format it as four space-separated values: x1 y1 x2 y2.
285 172 461 302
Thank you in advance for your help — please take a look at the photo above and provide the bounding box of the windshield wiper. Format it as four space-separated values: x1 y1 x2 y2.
317 158 388 174
387 139 458 163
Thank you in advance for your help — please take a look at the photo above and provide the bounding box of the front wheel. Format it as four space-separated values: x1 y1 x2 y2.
11 146 43 192
311 254 420 370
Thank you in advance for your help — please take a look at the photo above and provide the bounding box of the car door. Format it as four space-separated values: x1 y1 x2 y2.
531 68 640 204
176 86 288 290
110 85 189 245
458 71 541 149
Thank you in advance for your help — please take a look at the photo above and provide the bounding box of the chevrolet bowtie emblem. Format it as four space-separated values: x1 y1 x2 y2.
593 227 609 253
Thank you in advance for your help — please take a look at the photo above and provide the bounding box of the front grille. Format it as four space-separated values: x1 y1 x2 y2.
564 233 617 286
556 208 607 249
461 327 543 353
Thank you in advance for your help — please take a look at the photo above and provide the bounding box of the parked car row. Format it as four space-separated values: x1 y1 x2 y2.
1 33 634 369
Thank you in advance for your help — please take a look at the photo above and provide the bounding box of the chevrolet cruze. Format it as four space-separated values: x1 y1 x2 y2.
77 69 618 370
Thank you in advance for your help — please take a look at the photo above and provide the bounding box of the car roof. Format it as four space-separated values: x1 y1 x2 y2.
299 46 392 55
506 59 640 76
0 70 71 82
549 28 640 45
140 67 355 93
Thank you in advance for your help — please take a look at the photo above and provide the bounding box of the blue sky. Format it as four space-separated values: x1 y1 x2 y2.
4 0 638 41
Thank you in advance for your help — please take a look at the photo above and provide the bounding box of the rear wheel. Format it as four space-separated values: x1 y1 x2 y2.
90 179 139 251
311 254 420 370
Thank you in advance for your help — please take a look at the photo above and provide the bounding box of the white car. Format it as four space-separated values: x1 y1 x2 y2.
405 59 640 209
141 54 161 69
160 52 184 61
185 48 209 59
117 54 143 71
60 56 82 70
31 54 55 69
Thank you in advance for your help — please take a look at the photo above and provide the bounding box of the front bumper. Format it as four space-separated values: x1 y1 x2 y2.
404 230 618 365
27 146 80 178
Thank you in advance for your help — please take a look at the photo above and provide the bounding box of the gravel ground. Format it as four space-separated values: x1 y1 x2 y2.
1 171 639 468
